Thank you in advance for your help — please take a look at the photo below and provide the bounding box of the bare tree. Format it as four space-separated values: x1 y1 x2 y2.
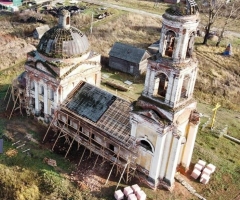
198 0 226 45
216 2 240 47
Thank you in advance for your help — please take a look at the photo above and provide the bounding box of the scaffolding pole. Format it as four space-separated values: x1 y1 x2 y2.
42 116 56 142
64 136 75 158
52 130 63 151
105 161 116 185
4 84 11 101
78 147 86 166
9 94 19 119
5 90 12 111
93 154 99 169
115 162 129 191
126 161 130 183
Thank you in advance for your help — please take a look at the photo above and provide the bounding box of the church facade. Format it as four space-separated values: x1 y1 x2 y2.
11 1 200 189
22 10 101 123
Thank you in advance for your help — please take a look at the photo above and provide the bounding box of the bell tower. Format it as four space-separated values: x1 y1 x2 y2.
143 1 200 108
130 0 200 189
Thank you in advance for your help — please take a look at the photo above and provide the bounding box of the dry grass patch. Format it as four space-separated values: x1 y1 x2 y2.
86 12 161 56
194 38 240 111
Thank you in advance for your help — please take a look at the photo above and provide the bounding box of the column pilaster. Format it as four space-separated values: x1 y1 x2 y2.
148 134 167 185
130 117 138 137
159 132 172 179
165 135 183 186
34 81 39 115
148 69 156 96
181 122 199 169
143 65 151 96
44 85 48 114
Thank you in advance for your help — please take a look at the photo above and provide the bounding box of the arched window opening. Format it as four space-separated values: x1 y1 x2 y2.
186 32 195 58
140 140 153 153
66 16 70 25
156 73 168 97
164 30 176 57
181 75 190 98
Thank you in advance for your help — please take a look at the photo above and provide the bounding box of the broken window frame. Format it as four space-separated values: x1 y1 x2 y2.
163 30 176 58
79 126 83 133
153 73 169 98
66 16 70 25
109 143 115 152
138 139 154 153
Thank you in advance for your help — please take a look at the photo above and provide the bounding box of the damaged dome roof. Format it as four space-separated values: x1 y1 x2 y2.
37 10 89 59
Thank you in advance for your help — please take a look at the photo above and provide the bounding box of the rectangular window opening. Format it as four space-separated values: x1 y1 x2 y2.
109 144 114 152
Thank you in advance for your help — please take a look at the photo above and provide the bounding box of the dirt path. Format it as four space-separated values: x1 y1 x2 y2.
81 0 240 38
81 0 162 19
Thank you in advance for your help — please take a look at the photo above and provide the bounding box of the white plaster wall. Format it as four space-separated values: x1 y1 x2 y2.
176 120 189 165
173 101 197 122
134 121 158 172
137 147 153 171
165 136 183 185
136 124 157 148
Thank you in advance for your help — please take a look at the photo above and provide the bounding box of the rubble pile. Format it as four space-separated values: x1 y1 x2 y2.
71 169 106 191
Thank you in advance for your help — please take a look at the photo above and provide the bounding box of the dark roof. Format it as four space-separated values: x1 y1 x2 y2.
64 82 134 148
109 42 148 64
66 83 116 123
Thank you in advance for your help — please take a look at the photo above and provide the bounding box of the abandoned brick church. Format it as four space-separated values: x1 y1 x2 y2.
10 0 200 189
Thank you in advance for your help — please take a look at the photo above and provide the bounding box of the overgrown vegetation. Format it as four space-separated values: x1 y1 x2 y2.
0 164 82 200
0 116 82 200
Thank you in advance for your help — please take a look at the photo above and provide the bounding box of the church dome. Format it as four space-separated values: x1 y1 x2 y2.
37 10 89 59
